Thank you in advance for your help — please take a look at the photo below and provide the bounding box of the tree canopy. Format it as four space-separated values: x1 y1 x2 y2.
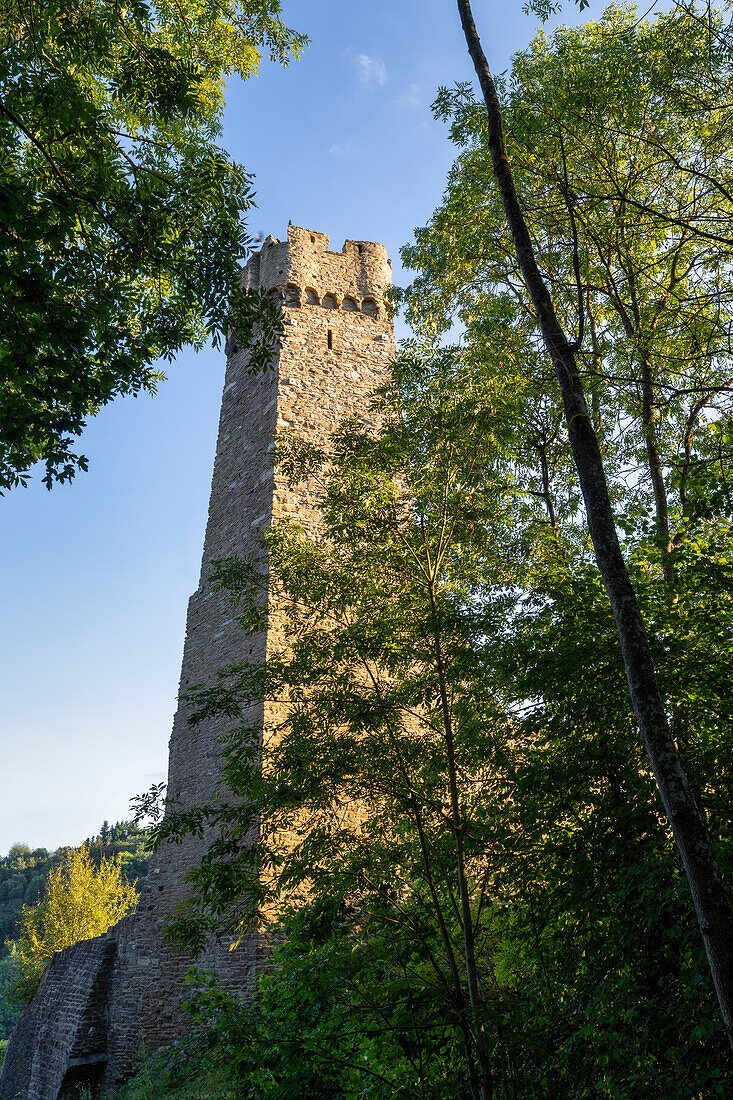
7 1 733 1096
143 340 733 1095
0 821 150 1033
5 843 139 1001
0 0 304 490
404 2 733 577
440 0 733 1042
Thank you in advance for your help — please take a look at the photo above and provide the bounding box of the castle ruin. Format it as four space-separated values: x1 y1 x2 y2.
0 224 395 1098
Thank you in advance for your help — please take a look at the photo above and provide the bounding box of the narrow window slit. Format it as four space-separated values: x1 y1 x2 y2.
327 329 333 350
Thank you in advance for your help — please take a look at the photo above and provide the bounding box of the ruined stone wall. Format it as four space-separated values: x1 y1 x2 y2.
0 225 395 1098
0 935 115 1100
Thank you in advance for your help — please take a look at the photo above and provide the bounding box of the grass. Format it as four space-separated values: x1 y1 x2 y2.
104 1054 236 1100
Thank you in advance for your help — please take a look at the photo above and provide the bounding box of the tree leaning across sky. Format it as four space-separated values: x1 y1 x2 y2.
0 0 305 491
450 0 733 1050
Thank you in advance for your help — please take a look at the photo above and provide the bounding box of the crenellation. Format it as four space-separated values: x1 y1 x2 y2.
244 224 391 319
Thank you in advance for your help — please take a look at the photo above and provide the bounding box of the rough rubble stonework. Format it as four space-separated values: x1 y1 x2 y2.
0 936 115 1100
0 224 395 1099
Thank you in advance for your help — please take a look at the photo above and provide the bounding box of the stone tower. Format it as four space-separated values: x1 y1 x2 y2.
0 225 395 1099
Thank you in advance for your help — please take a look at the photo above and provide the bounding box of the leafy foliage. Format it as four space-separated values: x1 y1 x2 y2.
403 3 733 581
0 845 50 956
141 335 733 1095
67 3 733 1096
173 906 494 1100
135 7 733 1077
162 345 726 1091
0 0 304 490
0 958 18 1044
6 844 138 1001
108 1053 236 1100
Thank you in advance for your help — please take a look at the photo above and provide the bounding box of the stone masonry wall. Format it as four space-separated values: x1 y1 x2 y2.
0 935 115 1100
0 225 395 1098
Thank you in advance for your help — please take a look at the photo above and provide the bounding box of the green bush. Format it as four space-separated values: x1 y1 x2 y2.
175 904 501 1100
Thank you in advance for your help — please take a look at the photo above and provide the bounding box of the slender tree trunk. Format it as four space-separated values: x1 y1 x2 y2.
364 660 488 1093
429 581 493 1098
639 352 675 586
412 799 485 1099
536 438 561 544
456 0 733 1050
587 294 602 434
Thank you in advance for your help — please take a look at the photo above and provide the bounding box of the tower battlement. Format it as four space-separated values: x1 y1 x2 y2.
243 223 391 316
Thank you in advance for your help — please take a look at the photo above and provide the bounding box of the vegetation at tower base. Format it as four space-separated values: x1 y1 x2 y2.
0 820 150 1038
0 0 303 492
445 0 733 1051
6 1 733 1095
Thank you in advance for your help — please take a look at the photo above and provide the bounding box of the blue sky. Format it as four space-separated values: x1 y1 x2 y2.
0 0 610 854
